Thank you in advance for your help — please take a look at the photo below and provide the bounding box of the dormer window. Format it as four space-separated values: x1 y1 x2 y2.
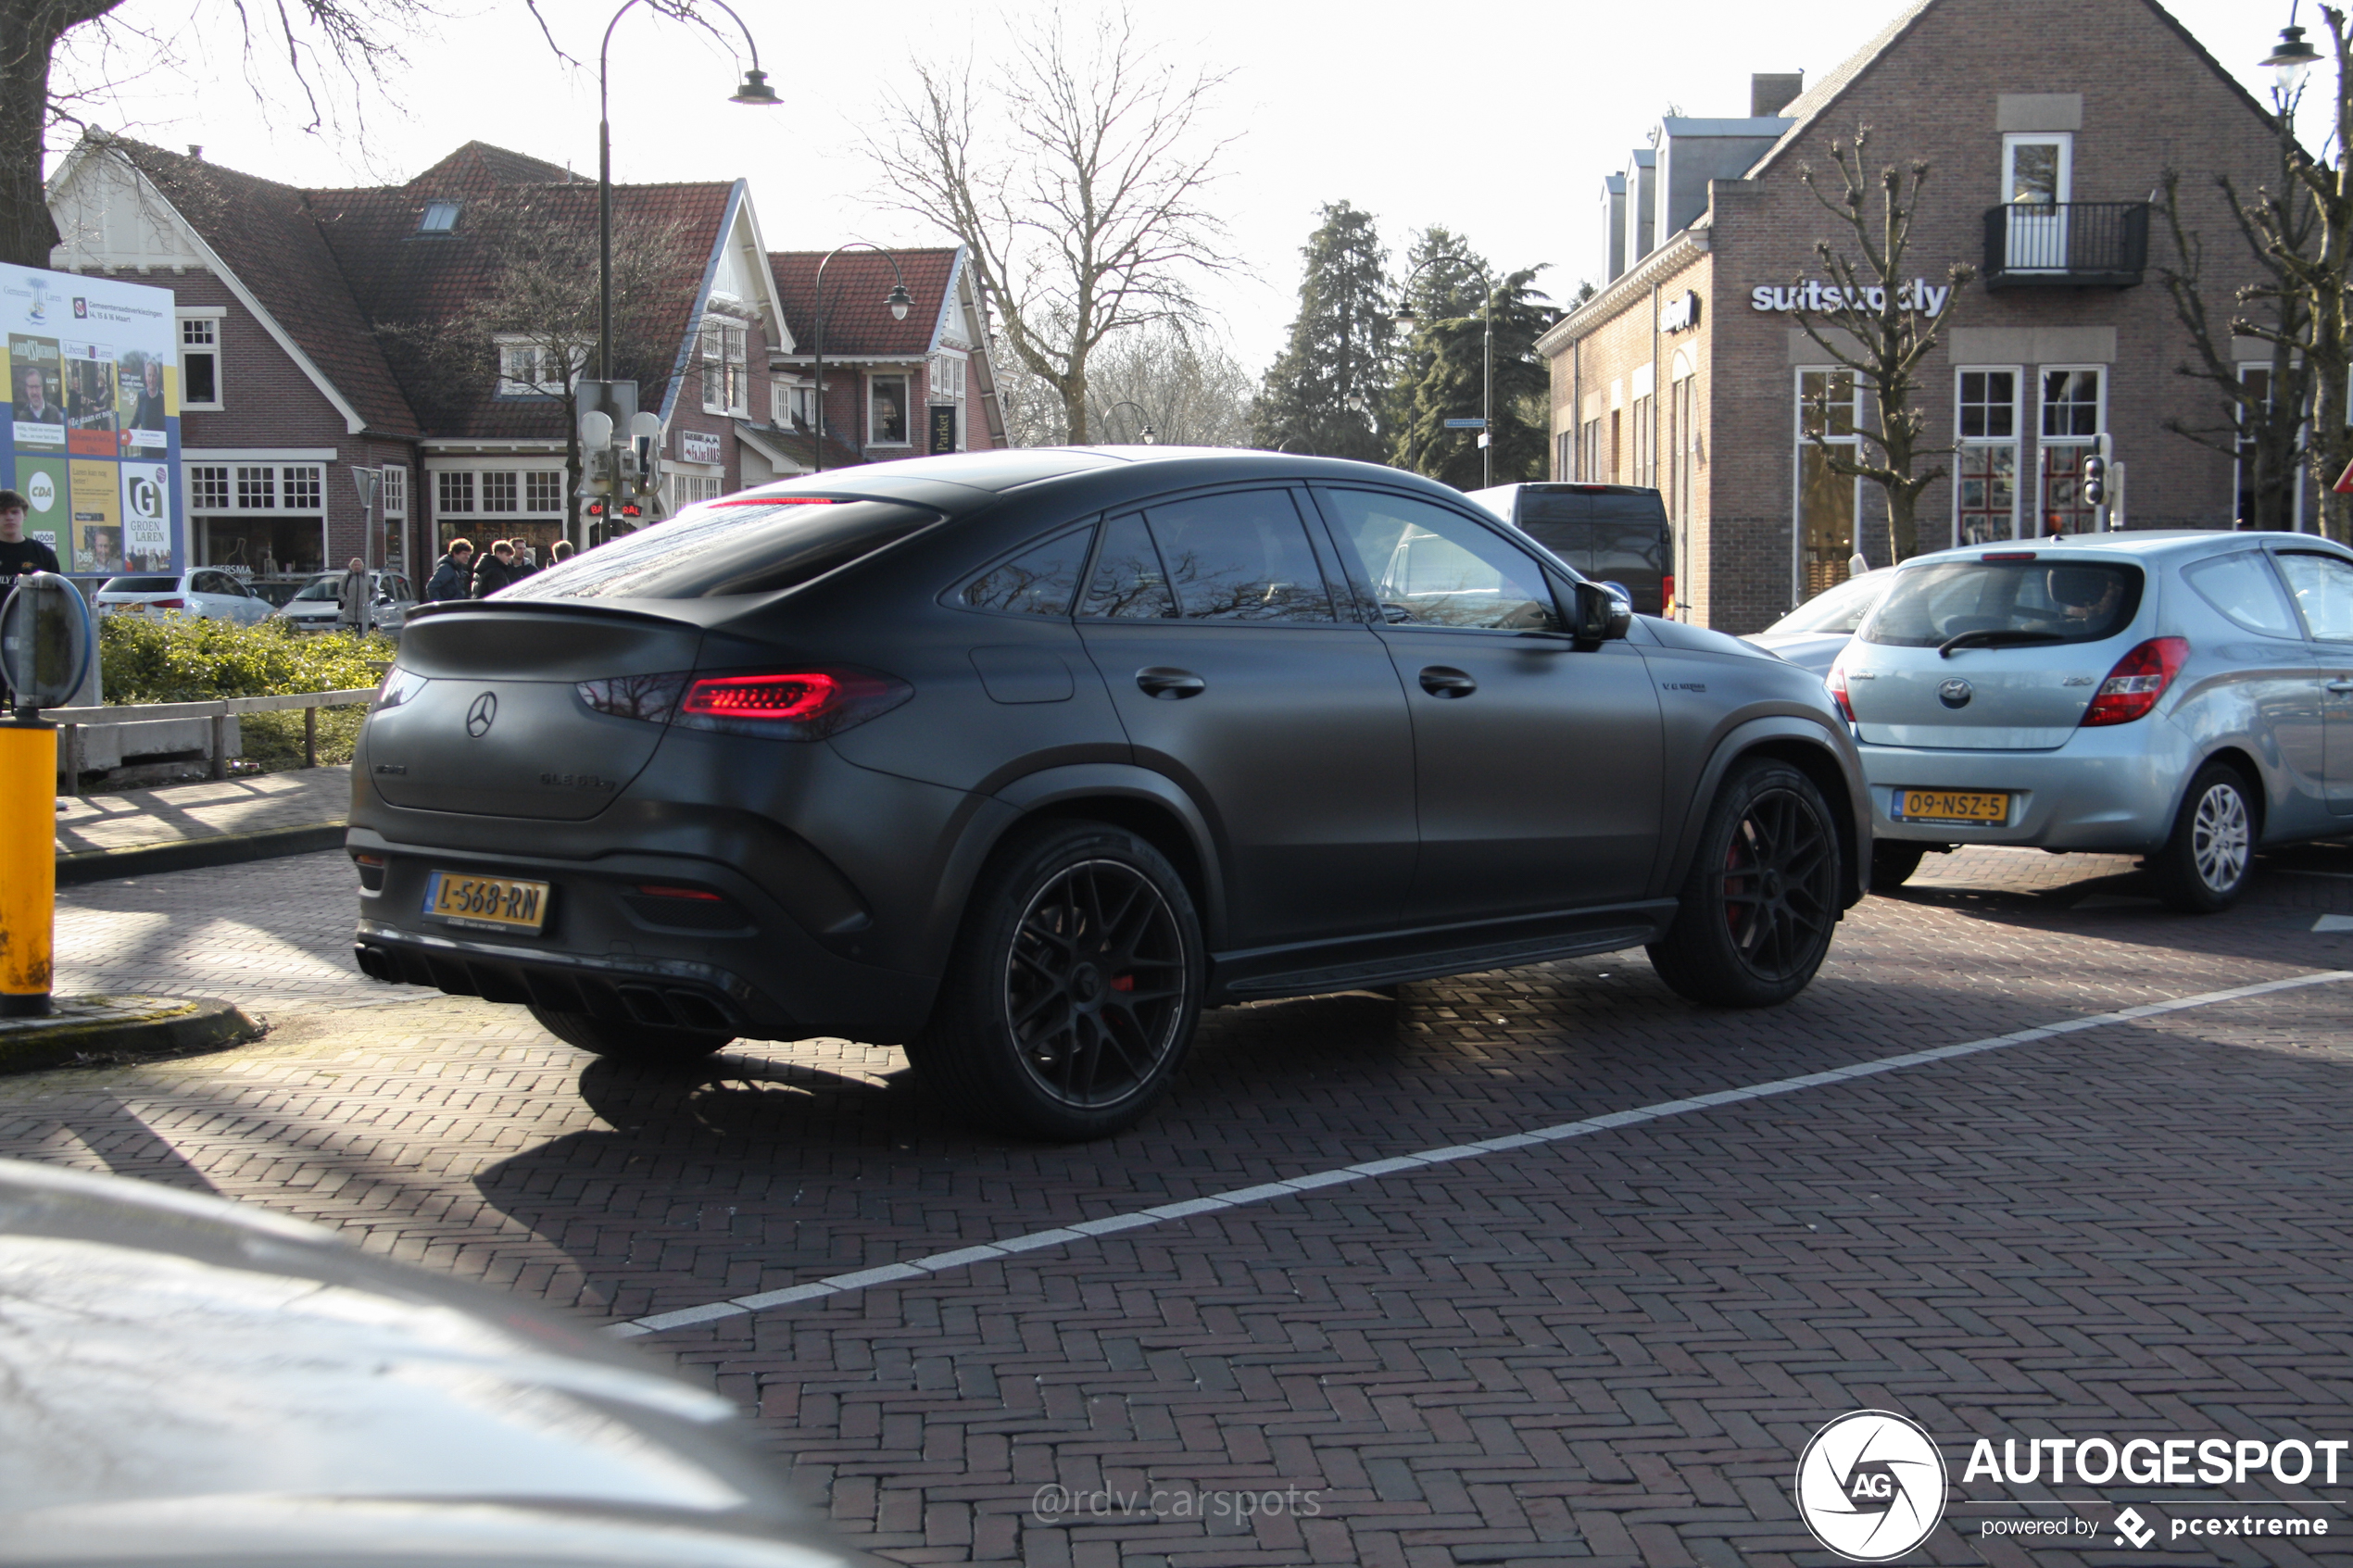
419 201 460 233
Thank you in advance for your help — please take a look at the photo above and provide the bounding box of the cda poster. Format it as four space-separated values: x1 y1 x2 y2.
0 262 179 575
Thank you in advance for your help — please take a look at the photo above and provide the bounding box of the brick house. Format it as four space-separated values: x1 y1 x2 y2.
751 247 1010 483
1536 0 2285 633
44 135 1004 587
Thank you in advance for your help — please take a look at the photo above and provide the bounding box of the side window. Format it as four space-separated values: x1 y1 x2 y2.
2183 552 2300 639
1144 489 1335 624
963 527 1095 617
2278 552 2353 641
1317 488 1563 633
1078 514 1178 620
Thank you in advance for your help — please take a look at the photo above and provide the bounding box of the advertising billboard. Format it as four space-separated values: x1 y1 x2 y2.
0 263 179 575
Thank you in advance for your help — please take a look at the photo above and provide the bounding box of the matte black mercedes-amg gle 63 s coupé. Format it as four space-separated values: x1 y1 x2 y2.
351 449 1867 1139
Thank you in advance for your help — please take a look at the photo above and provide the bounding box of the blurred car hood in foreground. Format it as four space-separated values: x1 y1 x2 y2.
0 1158 870 1567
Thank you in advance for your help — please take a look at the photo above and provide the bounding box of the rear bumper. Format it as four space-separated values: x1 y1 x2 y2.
1859 721 2190 850
347 827 937 1042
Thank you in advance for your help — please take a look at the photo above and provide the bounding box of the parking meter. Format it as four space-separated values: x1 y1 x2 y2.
0 571 93 1017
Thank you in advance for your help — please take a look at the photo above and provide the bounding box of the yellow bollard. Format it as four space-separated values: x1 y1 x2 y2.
0 719 56 1016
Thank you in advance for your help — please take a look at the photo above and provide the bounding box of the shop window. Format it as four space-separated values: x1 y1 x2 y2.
178 314 221 408
282 466 322 511
1955 369 2020 546
869 373 910 445
482 472 519 512
2037 367 2104 535
235 466 276 508
526 471 565 512
1795 368 1858 601
189 465 229 511
437 470 474 515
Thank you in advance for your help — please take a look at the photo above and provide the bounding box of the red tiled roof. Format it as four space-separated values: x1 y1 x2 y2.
770 246 959 358
104 137 727 442
113 141 420 436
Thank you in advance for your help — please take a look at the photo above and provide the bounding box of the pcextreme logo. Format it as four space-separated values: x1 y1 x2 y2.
1796 1411 1947 1562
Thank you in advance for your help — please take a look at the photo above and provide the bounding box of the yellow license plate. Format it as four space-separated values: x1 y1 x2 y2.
423 871 550 933
1894 789 2010 824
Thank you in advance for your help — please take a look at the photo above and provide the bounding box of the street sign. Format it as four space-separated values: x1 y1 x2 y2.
1443 418 1486 430
2335 459 2353 495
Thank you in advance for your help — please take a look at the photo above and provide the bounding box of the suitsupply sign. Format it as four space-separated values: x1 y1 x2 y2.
0 262 179 575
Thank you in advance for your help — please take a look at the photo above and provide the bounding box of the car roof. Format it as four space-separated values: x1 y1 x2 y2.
1904 531 2353 568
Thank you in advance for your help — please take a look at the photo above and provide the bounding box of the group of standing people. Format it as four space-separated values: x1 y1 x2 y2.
423 536 572 603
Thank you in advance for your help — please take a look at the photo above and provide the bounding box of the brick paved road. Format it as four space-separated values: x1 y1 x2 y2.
10 840 2353 1565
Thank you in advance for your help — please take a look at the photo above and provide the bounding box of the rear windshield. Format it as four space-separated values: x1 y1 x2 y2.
100 576 179 594
1768 571 1889 635
1861 558 2143 648
499 499 942 600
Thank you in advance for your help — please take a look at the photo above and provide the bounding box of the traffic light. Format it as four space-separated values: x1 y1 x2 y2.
2082 453 2107 508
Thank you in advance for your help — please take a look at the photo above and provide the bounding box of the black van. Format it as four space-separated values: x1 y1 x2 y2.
1466 483 1676 618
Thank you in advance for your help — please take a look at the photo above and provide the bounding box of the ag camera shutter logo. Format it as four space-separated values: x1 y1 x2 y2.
1796 1410 1947 1561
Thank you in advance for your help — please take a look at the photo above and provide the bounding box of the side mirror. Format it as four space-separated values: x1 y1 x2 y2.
1569 580 1632 644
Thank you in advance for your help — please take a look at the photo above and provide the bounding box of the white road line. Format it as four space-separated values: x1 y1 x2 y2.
608 969 2353 1338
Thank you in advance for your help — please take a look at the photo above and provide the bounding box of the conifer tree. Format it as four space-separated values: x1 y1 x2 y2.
1252 202 1391 459
1387 229 1554 487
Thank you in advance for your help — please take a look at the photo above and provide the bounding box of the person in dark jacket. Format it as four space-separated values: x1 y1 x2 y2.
471 540 522 597
425 539 474 602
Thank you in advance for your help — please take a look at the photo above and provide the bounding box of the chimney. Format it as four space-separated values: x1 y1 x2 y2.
1750 73 1803 118
186 144 204 160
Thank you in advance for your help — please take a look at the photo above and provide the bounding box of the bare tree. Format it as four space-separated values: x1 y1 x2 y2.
867 6 1237 444
375 193 687 539
1788 125 1975 563
2156 164 2311 532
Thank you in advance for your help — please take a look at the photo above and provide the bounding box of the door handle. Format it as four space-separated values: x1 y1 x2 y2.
1135 667 1205 699
1418 666 1478 697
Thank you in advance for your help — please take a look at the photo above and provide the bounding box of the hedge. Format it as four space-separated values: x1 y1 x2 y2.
99 613 395 704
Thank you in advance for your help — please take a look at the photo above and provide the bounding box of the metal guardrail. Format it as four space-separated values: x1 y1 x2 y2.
47 687 380 793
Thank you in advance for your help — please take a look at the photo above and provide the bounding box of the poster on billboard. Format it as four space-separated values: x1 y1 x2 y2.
0 264 179 576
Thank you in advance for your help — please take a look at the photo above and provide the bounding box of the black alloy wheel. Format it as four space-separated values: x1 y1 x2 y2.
1648 758 1843 1007
912 821 1202 1141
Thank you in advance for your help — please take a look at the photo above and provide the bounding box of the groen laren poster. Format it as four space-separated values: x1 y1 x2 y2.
0 263 178 575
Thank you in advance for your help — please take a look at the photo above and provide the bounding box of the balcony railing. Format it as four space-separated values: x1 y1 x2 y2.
1981 202 2149 289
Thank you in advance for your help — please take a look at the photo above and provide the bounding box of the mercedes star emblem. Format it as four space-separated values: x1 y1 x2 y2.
465 692 498 737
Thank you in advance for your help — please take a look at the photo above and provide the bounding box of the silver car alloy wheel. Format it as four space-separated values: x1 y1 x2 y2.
2190 781 2250 893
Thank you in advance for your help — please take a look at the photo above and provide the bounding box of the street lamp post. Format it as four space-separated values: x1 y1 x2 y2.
808 244 914 475
598 0 778 383
2263 4 2322 110
1102 399 1157 445
1392 253 1494 483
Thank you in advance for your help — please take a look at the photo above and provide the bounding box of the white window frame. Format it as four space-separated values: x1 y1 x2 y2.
867 370 912 448
495 339 578 400
1792 365 1864 608
2034 363 2107 534
929 351 967 402
2000 133 2074 274
525 470 565 513
381 463 409 518
699 320 749 416
2001 132 2073 206
177 308 224 411
1953 366 2022 546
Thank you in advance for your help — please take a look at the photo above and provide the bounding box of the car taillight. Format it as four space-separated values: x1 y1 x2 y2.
2081 636 2188 727
1661 574 1676 617
1825 659 1856 723
150 597 185 609
672 669 912 740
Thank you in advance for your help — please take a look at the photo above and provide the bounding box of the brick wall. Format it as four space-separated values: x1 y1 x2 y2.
1543 0 2284 633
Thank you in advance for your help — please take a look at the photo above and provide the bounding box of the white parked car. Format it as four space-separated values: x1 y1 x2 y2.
1743 567 1895 677
272 569 416 633
93 570 273 625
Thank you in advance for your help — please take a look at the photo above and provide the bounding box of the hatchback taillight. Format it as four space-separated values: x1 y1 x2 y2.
1661 574 1676 617
2081 637 2188 727
673 670 912 739
1824 659 1856 724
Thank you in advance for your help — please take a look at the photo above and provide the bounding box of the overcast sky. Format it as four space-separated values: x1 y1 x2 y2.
62 0 2285 373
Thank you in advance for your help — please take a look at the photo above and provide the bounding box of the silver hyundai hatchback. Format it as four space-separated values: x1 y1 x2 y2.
1828 532 2353 909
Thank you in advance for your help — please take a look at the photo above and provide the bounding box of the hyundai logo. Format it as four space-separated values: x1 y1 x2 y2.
465 692 497 737
1937 678 1973 709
